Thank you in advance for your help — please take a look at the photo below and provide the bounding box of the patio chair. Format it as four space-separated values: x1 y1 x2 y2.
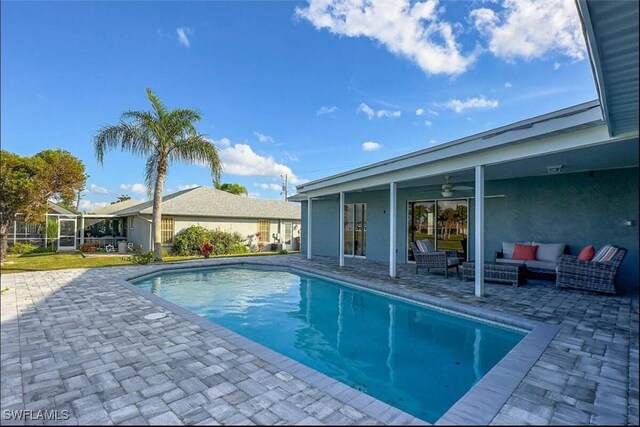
556 245 627 294
411 240 461 278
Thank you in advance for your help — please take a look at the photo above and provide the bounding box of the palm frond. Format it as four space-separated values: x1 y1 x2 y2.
169 136 223 186
146 88 168 120
94 122 154 164
144 153 160 199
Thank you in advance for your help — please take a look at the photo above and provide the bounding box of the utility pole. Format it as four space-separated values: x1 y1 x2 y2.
280 174 288 201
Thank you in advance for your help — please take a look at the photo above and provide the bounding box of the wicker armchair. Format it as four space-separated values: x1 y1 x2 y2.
556 247 627 294
411 241 461 278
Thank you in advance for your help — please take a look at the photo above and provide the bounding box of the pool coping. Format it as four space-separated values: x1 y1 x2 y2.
119 260 560 425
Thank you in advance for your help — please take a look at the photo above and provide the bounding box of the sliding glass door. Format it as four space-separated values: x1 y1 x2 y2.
344 203 366 257
407 199 468 261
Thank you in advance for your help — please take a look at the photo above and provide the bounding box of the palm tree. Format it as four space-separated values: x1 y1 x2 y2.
94 88 222 260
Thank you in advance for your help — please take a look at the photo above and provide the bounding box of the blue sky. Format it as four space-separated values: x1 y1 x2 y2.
1 0 597 211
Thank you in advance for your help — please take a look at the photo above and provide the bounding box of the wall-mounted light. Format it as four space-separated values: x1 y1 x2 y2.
546 165 563 174
625 219 635 227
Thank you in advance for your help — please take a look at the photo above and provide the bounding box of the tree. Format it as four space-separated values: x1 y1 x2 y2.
94 88 222 260
217 183 248 196
112 194 131 204
0 150 86 261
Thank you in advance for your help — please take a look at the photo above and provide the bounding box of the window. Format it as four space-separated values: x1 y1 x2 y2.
284 222 293 244
161 217 175 244
343 203 366 257
258 219 270 242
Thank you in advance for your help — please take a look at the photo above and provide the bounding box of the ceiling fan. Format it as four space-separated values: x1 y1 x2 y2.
441 176 473 197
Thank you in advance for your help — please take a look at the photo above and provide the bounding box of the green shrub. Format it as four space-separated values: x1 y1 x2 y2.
127 250 155 265
30 246 54 254
278 249 289 255
172 226 211 256
8 243 38 254
227 244 250 254
172 226 248 256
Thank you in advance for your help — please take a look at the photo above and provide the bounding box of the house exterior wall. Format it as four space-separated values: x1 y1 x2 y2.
128 215 152 252
302 167 639 292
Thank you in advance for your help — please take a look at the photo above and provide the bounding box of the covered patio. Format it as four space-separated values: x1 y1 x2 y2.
294 101 639 296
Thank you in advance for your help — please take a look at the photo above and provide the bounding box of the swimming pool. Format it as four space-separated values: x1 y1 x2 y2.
132 266 525 423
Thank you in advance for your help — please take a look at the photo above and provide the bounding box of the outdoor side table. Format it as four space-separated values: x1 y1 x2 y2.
462 261 524 287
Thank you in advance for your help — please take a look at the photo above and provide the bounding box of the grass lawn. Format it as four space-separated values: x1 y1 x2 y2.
0 251 294 274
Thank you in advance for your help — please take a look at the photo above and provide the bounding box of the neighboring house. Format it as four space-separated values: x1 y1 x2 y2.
93 186 301 252
291 0 639 293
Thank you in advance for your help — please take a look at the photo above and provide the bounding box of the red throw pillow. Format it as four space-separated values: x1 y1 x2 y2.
512 243 538 260
578 245 596 261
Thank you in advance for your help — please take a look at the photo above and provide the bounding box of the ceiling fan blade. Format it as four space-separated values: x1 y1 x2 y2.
452 185 474 191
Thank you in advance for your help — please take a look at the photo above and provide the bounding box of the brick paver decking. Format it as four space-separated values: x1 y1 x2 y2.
1 254 637 425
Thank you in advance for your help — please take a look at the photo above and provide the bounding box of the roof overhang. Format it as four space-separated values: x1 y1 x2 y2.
296 101 628 197
576 0 639 136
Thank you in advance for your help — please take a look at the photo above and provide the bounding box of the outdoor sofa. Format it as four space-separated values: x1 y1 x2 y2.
411 240 461 278
495 241 567 276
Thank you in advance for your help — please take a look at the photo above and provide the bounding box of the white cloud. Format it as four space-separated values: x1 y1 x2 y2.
553 62 561 70
254 131 275 144
86 184 109 195
429 139 438 145
415 108 425 116
357 103 375 119
296 0 476 75
424 120 433 127
505 82 512 88
317 105 339 115
255 183 282 191
283 151 299 162
218 142 306 184
470 0 585 61
428 108 439 116
177 184 199 191
120 183 147 195
176 27 192 47
443 96 498 113
362 141 382 152
78 200 109 213
357 103 401 119
212 137 231 148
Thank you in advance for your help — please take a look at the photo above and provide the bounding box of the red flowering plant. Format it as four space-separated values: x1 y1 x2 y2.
201 242 214 258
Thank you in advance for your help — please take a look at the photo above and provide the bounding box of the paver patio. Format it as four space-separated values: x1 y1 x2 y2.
1 254 638 425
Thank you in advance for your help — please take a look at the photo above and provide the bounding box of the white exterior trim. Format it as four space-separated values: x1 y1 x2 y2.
474 166 485 297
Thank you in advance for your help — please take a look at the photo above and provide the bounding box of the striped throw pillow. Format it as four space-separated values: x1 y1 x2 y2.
415 240 427 253
592 245 618 263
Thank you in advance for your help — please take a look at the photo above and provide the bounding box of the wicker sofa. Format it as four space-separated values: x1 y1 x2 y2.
495 241 568 275
556 246 627 294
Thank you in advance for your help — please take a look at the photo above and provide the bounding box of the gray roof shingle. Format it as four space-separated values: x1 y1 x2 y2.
111 186 300 220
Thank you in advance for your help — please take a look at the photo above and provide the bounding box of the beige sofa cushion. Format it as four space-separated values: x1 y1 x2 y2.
532 242 566 262
496 258 526 266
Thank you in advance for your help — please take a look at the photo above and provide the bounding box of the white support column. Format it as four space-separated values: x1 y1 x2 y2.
13 220 17 245
307 198 313 260
389 182 397 278
44 213 48 248
339 192 344 267
80 215 85 245
474 165 485 297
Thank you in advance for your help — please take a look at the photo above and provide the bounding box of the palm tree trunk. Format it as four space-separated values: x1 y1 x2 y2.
152 163 167 261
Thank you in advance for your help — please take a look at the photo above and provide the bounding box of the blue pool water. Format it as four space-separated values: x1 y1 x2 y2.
132 267 524 422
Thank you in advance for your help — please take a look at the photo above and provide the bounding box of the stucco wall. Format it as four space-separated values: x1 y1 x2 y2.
481 167 638 291
128 215 152 252
302 167 639 292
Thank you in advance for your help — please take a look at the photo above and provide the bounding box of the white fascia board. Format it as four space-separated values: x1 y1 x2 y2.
298 102 603 194
304 124 626 198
